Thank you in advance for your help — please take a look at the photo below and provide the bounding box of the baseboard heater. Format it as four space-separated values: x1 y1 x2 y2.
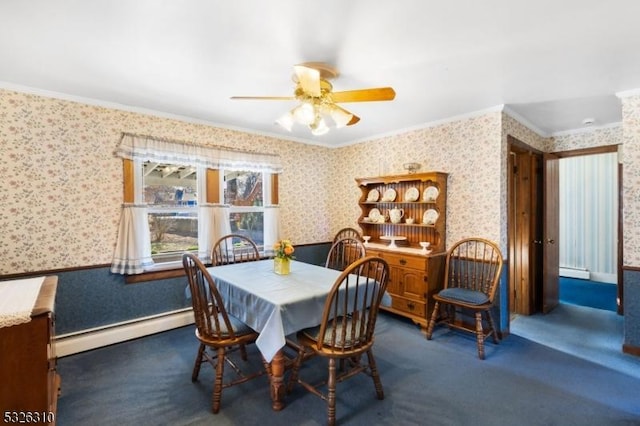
54 308 194 358
559 267 591 280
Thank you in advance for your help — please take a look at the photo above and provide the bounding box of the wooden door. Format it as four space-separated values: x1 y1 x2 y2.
543 153 560 313
618 162 624 314
508 145 543 315
400 268 426 300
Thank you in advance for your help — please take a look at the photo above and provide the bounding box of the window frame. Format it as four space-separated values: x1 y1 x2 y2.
136 159 205 266
141 159 207 262
121 159 280 279
221 169 271 251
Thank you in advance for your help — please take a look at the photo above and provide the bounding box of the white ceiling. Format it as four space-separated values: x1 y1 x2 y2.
1 0 639 147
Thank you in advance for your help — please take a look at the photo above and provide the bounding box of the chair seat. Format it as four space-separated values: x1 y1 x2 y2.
197 313 256 340
301 318 365 348
222 313 256 335
437 288 489 305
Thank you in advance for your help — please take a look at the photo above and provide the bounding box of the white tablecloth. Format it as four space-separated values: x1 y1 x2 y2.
208 260 344 362
0 276 45 328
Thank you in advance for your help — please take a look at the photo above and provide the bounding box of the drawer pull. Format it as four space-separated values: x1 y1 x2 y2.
407 302 415 310
399 259 407 265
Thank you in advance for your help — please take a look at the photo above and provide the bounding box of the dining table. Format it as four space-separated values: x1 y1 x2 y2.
207 258 346 411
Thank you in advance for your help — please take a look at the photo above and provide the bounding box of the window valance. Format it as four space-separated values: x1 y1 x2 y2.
115 133 283 173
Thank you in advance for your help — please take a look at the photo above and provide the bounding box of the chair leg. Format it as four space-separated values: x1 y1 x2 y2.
474 311 485 360
366 349 384 400
212 347 226 414
486 310 499 344
239 343 248 361
286 346 304 393
327 358 337 426
192 343 205 382
426 301 440 339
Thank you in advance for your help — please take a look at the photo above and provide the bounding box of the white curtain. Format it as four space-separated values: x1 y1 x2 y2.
110 204 154 274
559 152 618 283
115 133 283 173
263 205 281 257
111 133 282 274
198 204 232 263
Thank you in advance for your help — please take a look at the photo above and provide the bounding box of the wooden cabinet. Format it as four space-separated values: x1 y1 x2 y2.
366 247 445 334
0 276 60 425
355 172 448 333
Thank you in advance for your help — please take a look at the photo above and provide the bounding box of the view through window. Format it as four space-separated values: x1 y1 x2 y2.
143 161 199 259
224 170 265 247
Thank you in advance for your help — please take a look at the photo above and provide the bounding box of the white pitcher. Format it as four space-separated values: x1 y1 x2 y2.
389 208 404 224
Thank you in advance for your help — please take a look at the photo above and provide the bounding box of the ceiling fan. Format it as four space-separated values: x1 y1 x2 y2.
231 62 396 136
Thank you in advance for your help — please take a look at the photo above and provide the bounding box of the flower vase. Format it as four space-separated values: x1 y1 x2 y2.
274 257 290 275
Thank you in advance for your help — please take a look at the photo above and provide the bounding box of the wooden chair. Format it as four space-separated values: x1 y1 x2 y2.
182 253 267 413
426 238 504 359
211 234 260 266
325 237 366 271
287 256 390 426
332 227 362 243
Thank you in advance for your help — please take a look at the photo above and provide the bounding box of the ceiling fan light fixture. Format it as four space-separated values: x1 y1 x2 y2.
310 117 329 136
232 63 395 136
275 111 295 132
293 102 316 125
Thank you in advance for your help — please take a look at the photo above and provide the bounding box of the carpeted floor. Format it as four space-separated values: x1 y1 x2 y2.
559 277 618 312
56 308 640 426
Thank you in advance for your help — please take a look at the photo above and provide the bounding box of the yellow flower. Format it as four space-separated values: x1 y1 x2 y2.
274 239 295 260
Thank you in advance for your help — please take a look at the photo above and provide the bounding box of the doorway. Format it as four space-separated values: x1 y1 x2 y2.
555 147 621 313
508 137 622 317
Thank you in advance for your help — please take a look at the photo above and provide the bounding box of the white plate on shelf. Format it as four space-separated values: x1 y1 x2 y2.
369 208 382 221
366 189 380 202
422 209 439 225
404 187 419 202
423 186 439 202
381 188 397 202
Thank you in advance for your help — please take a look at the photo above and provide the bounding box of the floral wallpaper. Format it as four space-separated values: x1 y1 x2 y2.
622 95 640 267
332 112 505 251
552 125 623 152
2 86 639 275
0 89 334 274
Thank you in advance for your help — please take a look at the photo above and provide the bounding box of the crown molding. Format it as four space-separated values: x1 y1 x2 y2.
336 105 506 147
550 121 622 137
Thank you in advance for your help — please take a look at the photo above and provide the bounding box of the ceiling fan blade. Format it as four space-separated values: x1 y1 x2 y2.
294 65 321 97
230 96 295 100
330 104 360 127
330 87 396 103
347 114 360 126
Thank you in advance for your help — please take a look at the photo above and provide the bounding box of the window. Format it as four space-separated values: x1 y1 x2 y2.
112 133 283 276
143 161 201 262
224 170 269 248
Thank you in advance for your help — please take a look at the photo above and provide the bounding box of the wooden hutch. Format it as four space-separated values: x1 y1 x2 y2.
356 172 448 335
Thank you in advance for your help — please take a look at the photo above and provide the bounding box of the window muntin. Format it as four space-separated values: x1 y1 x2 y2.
143 161 200 259
224 170 267 248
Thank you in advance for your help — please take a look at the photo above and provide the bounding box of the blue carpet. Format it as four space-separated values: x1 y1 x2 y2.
56 312 640 425
559 277 617 312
